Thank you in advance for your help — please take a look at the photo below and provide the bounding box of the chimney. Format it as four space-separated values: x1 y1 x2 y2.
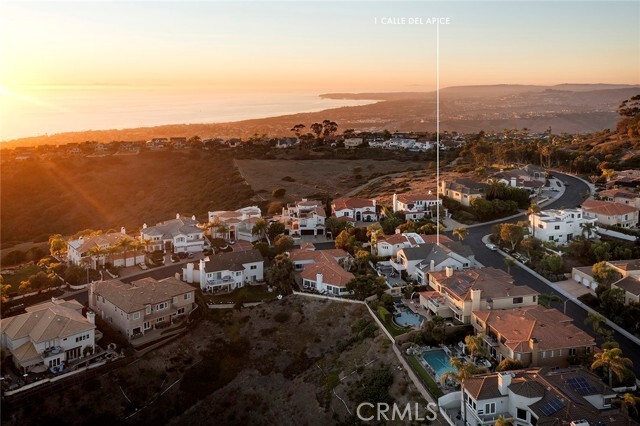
86 310 96 325
510 177 516 187
430 260 436 271
498 372 512 395
530 338 540 365
143 223 147 229
470 288 482 312
445 266 453 277
192 215 196 221
395 228 401 234
316 273 323 288
176 213 180 219
121 227 126 235
392 193 398 212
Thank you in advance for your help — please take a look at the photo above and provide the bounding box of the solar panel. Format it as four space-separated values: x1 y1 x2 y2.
539 398 565 416
566 377 599 395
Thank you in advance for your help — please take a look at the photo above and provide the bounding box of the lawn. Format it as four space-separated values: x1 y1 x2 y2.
407 355 444 398
209 285 277 303
2 264 40 291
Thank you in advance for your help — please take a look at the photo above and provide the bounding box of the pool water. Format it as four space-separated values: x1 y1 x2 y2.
393 309 424 327
423 349 456 380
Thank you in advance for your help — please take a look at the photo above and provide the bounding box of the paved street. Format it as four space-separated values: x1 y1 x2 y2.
451 172 640 376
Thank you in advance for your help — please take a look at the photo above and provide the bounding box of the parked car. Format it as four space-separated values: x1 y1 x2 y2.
485 243 498 251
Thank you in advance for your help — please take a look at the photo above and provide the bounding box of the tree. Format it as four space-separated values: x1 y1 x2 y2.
335 230 360 254
310 122 323 139
271 188 286 198
273 235 294 254
440 358 482 385
495 416 513 426
267 221 285 243
618 94 640 117
580 222 597 239
591 346 633 388
592 241 612 262
0 276 11 302
585 312 606 334
615 393 640 416
354 250 371 273
265 254 295 294
486 180 508 200
539 254 563 275
366 223 384 254
49 234 67 258
538 293 562 308
504 257 516 274
527 204 541 239
115 238 133 266
252 218 270 245
592 261 620 288
345 275 386 299
496 358 523 372
453 227 468 241
500 223 525 251
290 124 305 138
464 334 487 361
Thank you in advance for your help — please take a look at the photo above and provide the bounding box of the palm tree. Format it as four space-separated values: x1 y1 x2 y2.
527 204 541 239
591 346 633 388
615 393 640 416
453 227 468 241
464 334 487 362
538 293 562 308
495 416 513 426
440 358 482 385
252 218 270 245
87 245 106 269
486 180 508 200
585 312 606 335
581 222 596 239
504 257 516 274
105 244 120 267
116 238 134 265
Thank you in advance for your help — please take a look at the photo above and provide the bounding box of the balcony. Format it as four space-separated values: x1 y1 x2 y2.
482 334 499 347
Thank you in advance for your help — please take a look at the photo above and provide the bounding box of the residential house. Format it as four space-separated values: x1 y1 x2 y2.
344 138 364 149
182 249 264 293
490 169 544 194
67 228 144 268
331 198 378 222
0 298 96 373
607 169 640 189
289 245 353 296
573 259 640 303
392 192 442 220
420 267 539 324
440 178 488 207
393 242 476 280
208 206 262 242
275 137 298 149
438 367 632 426
279 199 326 236
582 199 639 228
523 164 547 181
472 305 595 366
145 138 168 150
141 214 205 253
599 188 640 209
169 137 188 149
89 276 195 341
374 233 458 258
529 208 597 244
66 144 82 156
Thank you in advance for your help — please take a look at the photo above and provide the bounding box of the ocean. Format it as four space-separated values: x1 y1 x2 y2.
0 87 377 141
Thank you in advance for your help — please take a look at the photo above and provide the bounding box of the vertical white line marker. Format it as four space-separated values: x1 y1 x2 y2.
436 21 440 246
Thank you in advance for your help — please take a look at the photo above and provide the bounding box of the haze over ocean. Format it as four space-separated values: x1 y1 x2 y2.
0 87 377 141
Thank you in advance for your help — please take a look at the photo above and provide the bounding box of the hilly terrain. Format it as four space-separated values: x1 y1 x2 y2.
3 84 638 149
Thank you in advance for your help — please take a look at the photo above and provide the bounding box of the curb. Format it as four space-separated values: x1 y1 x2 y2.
481 234 640 347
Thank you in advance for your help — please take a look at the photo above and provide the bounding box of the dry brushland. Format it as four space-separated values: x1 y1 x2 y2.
235 159 425 203
3 297 438 426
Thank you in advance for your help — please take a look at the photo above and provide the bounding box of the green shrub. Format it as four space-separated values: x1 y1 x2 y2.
272 188 286 198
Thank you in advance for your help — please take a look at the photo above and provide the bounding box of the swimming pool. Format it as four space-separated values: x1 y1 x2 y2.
393 309 424 327
423 349 456 380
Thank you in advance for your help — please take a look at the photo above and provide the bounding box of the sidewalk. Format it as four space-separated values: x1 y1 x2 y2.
481 234 640 347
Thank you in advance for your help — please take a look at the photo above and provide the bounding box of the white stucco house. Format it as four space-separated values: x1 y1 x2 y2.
529 208 597 244
331 198 378 222
279 199 326 236
208 206 262 242
393 242 476 280
67 228 145 269
141 214 205 253
183 249 264 293
392 192 442 220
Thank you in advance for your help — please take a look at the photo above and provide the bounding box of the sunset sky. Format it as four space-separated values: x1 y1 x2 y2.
1 1 638 93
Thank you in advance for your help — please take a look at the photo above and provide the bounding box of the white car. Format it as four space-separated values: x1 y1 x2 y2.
485 243 498 251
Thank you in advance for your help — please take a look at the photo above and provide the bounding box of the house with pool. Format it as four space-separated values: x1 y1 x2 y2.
420 267 539 324
471 305 595 367
438 367 631 426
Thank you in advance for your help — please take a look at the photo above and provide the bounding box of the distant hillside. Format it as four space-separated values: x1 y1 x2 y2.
3 84 638 148
0 151 254 245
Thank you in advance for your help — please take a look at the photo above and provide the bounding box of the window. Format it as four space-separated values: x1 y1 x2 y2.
550 350 554 358
156 317 165 323
146 305 151 315
569 348 577 356
177 307 185 315
184 293 191 300
554 225 560 230
156 302 168 311
133 312 140 320
541 351 546 359
250 265 257 270
485 403 496 414
144 322 151 330
513 297 523 304
517 408 527 420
